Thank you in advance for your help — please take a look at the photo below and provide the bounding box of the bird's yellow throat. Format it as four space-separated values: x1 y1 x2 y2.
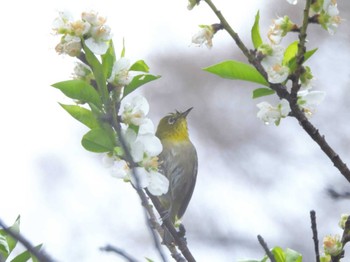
157 118 189 142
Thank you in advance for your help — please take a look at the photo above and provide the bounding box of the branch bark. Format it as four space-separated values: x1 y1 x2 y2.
203 0 350 183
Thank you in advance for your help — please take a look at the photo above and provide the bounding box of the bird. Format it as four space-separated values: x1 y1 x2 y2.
155 107 198 244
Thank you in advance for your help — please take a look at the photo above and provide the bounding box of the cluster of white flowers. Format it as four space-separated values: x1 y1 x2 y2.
286 0 341 34
259 44 289 84
319 0 341 35
255 0 332 126
103 95 169 196
257 99 290 126
53 11 112 56
257 89 325 126
267 16 295 45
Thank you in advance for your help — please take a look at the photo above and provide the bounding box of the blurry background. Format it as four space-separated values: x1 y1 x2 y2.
0 0 349 261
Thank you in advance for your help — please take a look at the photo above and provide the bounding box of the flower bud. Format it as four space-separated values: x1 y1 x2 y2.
323 235 343 256
338 214 350 230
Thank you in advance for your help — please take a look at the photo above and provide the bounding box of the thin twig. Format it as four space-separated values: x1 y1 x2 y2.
290 0 312 98
0 218 54 262
146 190 195 262
100 245 139 262
257 235 276 262
310 210 320 262
203 0 350 183
109 92 168 262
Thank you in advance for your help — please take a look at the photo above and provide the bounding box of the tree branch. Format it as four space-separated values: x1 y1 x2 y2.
290 0 312 98
257 235 276 262
0 218 54 262
100 245 139 262
310 210 320 262
109 91 168 262
109 91 193 262
203 0 350 183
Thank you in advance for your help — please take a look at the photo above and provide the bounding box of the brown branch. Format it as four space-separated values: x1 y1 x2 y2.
146 190 195 262
109 92 168 262
204 0 350 184
290 0 312 98
0 218 54 262
110 92 192 262
310 210 320 262
257 235 276 262
100 245 139 262
290 105 350 183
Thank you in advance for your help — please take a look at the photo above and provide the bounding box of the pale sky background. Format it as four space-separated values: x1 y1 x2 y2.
1 0 350 261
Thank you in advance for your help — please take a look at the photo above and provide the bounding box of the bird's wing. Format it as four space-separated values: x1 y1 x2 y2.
177 143 198 219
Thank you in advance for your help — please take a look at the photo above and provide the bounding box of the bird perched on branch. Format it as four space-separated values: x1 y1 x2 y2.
156 107 198 244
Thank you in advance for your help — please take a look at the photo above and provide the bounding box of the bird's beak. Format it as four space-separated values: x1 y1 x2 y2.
181 107 193 118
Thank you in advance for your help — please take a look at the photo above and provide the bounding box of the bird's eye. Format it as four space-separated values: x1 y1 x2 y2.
168 117 176 125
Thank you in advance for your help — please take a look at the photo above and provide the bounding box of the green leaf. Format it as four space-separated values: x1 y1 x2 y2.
83 43 109 104
0 234 9 258
81 128 116 153
203 60 268 86
304 48 318 61
52 80 102 109
101 40 116 79
251 11 263 49
10 244 43 262
285 248 302 262
283 41 298 65
123 74 161 98
284 41 318 72
252 87 275 99
120 38 126 58
129 60 150 73
59 104 99 129
271 247 286 262
0 216 20 259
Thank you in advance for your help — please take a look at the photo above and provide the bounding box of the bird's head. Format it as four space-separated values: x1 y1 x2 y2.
156 107 193 142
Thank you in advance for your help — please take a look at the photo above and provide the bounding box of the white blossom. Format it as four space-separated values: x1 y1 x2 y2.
73 62 92 80
120 95 149 126
192 25 214 48
55 35 82 57
321 0 341 35
257 99 290 125
53 10 112 56
265 65 289 84
110 159 130 179
297 90 326 118
81 10 106 26
286 0 297 5
147 171 169 195
108 58 131 87
268 16 294 45
85 24 112 55
261 45 289 84
52 11 73 34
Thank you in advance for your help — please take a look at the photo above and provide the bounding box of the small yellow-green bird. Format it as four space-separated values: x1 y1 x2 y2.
156 107 198 242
